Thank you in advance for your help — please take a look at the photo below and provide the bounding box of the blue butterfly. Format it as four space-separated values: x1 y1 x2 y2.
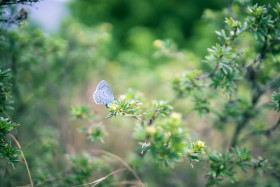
93 80 115 107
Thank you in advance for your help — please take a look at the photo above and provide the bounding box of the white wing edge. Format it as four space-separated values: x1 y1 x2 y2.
93 89 99 104
93 80 108 104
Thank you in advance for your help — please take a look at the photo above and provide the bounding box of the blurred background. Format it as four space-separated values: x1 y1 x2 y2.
1 0 279 186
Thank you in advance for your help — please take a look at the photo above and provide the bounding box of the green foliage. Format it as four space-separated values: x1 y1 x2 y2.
87 124 106 143
106 94 143 119
192 95 210 117
247 4 274 40
272 89 280 112
63 153 96 185
207 147 251 185
186 140 206 167
0 117 19 169
135 113 189 167
47 153 115 186
171 71 201 97
0 68 14 112
105 90 206 167
71 105 94 121
0 68 19 169
71 106 106 143
167 2 280 185
0 0 280 186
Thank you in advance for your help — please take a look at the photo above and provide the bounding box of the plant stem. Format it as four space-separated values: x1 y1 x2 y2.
92 149 145 187
240 118 280 142
9 134 34 187
230 32 270 147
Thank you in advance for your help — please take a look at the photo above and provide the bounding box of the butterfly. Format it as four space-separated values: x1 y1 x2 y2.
93 80 115 107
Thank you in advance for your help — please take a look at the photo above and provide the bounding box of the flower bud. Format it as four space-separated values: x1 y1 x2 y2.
153 40 163 49
170 112 182 121
196 140 205 148
109 103 119 111
146 126 156 135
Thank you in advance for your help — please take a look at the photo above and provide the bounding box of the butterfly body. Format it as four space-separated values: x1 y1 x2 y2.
93 80 115 107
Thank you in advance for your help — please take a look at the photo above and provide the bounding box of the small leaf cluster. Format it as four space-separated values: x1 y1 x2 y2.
134 112 189 167
87 123 106 143
247 4 274 40
205 44 238 92
107 90 172 122
213 99 250 130
106 90 144 119
205 16 243 91
271 89 280 112
192 95 210 117
207 147 251 186
153 39 183 60
64 153 95 184
185 140 206 167
171 71 201 97
61 153 113 186
0 117 19 169
70 105 94 121
71 106 106 143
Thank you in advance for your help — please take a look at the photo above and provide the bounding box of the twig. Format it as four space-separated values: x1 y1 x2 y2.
148 105 164 126
196 61 219 80
72 168 126 187
110 180 141 186
122 113 143 121
92 150 145 187
9 134 34 187
230 89 263 147
241 118 280 142
230 26 273 147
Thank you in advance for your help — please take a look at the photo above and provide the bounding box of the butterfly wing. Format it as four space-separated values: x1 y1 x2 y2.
93 80 115 105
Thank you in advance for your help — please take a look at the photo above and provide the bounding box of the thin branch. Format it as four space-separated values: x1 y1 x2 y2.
230 24 273 147
9 134 34 187
230 89 263 147
92 149 145 187
196 61 219 80
148 106 157 126
122 112 143 121
72 168 126 187
241 118 280 142
110 180 141 186
148 105 164 126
